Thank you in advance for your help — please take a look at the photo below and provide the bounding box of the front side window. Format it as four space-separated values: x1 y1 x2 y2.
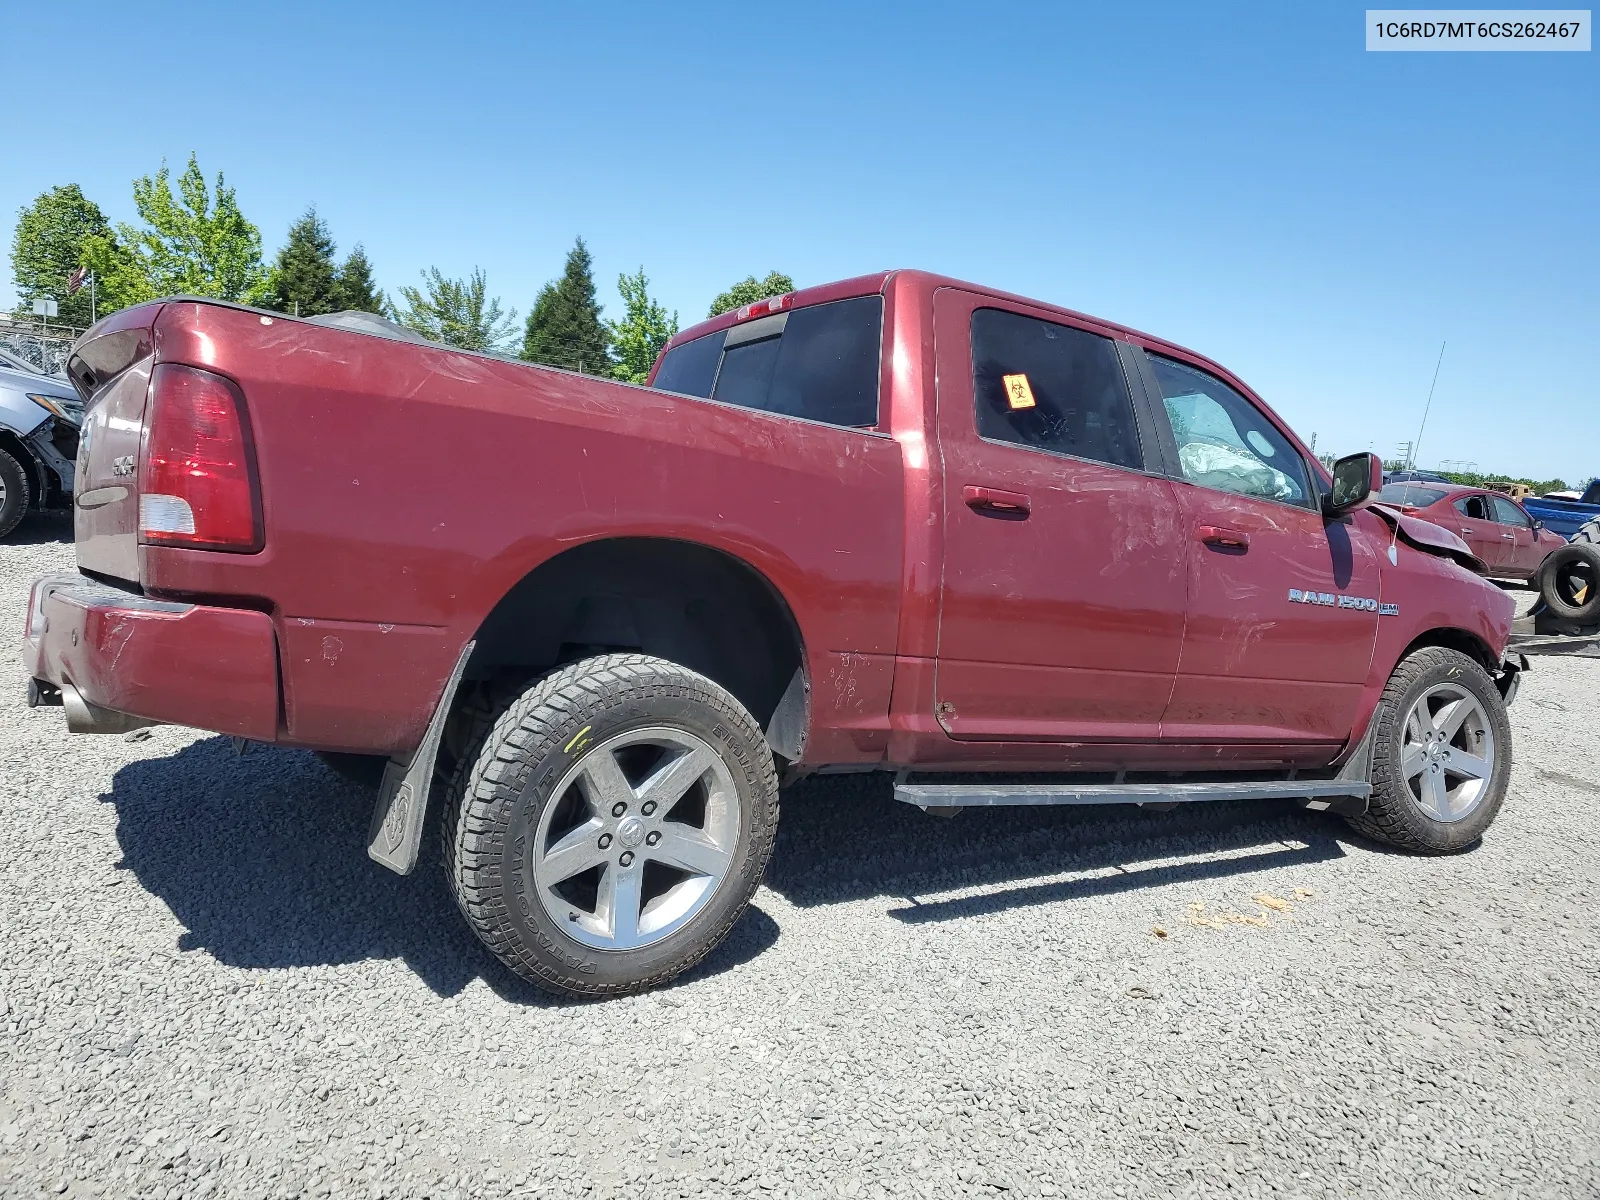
1149 355 1311 506
654 295 883 428
1490 496 1531 527
969 308 1143 470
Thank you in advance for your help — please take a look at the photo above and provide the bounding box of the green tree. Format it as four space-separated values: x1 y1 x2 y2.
334 244 385 315
608 267 678 383
393 266 517 352
263 207 339 316
81 154 268 310
707 271 795 318
522 237 612 373
9 184 114 328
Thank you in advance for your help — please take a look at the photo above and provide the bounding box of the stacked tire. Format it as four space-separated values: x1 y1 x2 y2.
1537 518 1600 625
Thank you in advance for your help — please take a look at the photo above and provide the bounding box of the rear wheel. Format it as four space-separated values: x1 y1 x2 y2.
443 653 778 998
0 447 32 540
1344 646 1510 854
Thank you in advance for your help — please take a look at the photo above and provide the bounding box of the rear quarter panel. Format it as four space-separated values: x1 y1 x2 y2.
143 303 905 758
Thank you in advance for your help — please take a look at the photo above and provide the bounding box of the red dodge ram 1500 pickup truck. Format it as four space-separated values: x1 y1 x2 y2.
22 271 1521 997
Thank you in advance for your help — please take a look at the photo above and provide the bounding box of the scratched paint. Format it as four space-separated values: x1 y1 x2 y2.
321 636 344 666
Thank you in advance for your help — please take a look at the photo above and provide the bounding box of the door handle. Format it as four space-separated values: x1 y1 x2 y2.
1502 533 1515 541
1197 525 1250 550
963 485 1030 519
1461 528 1474 536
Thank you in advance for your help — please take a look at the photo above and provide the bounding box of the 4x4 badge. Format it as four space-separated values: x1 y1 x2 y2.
1290 588 1398 617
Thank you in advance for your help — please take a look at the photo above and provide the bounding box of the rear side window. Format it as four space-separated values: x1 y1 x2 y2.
970 308 1143 471
652 329 726 398
652 296 883 429
1455 495 1491 521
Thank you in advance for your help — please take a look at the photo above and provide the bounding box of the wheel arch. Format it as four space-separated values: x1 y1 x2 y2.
0 428 43 502
462 536 810 760
1397 625 1499 675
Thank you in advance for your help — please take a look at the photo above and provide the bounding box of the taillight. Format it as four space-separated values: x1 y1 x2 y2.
138 364 262 551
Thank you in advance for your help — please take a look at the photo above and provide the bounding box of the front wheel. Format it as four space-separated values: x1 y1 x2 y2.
442 653 779 998
1344 646 1511 854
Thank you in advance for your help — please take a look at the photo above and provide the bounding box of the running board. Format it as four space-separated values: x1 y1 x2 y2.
894 779 1370 815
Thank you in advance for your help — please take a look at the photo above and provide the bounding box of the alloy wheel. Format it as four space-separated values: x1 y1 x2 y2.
530 726 741 951
1398 684 1495 823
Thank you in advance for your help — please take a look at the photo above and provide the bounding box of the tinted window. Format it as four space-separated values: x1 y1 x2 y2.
970 309 1142 470
1490 496 1530 527
1150 356 1311 506
706 295 882 427
1379 483 1447 506
712 334 782 410
652 329 726 398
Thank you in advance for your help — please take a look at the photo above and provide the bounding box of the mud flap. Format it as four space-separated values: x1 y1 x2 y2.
366 640 474 875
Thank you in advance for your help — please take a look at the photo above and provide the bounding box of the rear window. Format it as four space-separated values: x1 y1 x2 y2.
1378 483 1447 507
650 295 883 428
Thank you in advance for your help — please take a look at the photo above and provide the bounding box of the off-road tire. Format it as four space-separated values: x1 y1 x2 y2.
1344 646 1511 854
1573 515 1599 545
442 653 779 999
1536 542 1600 625
0 447 32 540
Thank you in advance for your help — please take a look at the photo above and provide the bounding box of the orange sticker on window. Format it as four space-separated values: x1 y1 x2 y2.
1002 373 1036 410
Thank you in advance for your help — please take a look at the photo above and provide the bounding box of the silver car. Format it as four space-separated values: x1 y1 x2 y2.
0 347 81 538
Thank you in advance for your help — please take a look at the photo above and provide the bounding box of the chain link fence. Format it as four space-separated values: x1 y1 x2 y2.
0 316 80 376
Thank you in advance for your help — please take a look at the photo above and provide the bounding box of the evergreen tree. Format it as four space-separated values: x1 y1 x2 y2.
521 237 612 373
708 271 795 318
393 266 518 352
9 184 114 328
334 244 385 315
264 207 340 316
608 267 678 384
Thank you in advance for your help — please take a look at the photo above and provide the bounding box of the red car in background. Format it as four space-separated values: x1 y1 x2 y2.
1378 482 1564 580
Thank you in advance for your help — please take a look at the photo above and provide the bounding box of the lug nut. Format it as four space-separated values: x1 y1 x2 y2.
619 851 635 867
598 834 612 849
646 830 661 846
612 802 627 817
641 801 656 816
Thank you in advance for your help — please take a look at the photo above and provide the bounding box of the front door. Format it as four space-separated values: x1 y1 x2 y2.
1141 349 1382 745
1489 495 1538 576
932 289 1188 742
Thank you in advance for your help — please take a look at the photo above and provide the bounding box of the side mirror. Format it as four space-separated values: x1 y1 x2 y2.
1324 452 1382 516
1531 520 1544 533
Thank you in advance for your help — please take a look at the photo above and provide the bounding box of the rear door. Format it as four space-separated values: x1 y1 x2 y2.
1451 493 1506 572
932 289 1188 742
1139 349 1381 745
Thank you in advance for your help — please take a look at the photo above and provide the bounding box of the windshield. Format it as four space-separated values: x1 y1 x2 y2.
1378 483 1447 507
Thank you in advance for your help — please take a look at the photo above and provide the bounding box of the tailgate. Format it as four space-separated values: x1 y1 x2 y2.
65 304 163 584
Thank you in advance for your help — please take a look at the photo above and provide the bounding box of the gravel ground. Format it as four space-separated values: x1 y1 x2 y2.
2 512 1597 1200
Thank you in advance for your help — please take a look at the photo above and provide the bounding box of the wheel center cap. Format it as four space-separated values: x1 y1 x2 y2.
617 816 646 849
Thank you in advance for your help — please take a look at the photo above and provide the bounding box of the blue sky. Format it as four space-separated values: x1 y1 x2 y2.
5 1 1594 481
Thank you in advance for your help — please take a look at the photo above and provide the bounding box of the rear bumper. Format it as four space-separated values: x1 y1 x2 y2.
22 572 279 740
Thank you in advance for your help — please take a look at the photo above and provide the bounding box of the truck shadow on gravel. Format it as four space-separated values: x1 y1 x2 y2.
98 737 779 1004
9 511 73 546
767 773 1352 923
